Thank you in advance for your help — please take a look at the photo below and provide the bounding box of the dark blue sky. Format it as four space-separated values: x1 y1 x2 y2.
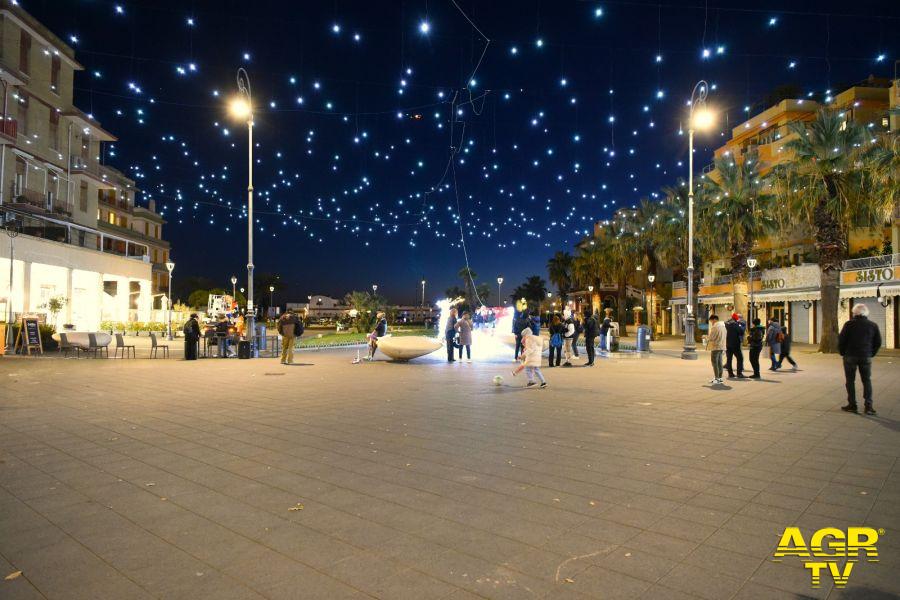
35 0 899 303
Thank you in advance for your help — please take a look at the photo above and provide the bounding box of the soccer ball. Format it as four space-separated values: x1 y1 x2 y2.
492 375 504 386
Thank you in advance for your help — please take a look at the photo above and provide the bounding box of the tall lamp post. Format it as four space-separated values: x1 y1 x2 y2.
682 80 714 360
497 277 503 307
269 285 275 315
421 279 426 307
165 260 175 340
747 257 757 324
231 275 237 301
587 285 594 315
230 67 256 356
372 284 378 295
5 221 19 351
647 274 656 340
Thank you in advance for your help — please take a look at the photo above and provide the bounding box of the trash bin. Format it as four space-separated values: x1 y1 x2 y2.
238 340 251 359
636 325 651 352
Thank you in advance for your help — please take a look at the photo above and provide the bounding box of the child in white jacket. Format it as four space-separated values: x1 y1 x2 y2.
512 328 547 388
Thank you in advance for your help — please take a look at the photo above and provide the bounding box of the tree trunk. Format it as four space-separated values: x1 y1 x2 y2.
814 188 846 354
818 266 841 353
730 240 751 319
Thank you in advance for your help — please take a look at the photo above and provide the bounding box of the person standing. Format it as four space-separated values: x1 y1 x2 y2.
747 318 765 379
456 311 473 362
705 314 726 385
366 311 388 360
277 309 300 364
765 318 782 371
513 311 528 361
583 310 599 366
839 304 881 415
724 312 746 378
548 314 564 367
562 313 576 367
519 328 547 388
572 313 583 359
777 324 798 371
445 307 458 362
599 309 613 352
182 313 201 360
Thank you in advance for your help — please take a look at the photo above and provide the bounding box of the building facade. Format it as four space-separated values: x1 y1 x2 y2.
0 0 171 333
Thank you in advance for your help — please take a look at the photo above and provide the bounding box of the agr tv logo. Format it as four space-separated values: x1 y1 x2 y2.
773 527 883 588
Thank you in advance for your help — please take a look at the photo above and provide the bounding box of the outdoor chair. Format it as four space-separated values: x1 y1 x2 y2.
149 332 169 358
85 333 108 358
58 333 80 358
114 333 136 359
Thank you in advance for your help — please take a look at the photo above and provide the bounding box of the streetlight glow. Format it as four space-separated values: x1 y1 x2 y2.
691 107 715 130
229 97 251 120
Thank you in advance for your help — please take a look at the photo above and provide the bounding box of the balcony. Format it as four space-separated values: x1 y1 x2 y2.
99 193 132 211
70 156 124 186
7 185 72 217
842 253 899 271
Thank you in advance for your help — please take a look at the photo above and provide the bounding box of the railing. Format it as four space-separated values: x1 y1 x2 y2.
672 281 686 290
11 186 44 208
99 194 132 211
842 254 899 270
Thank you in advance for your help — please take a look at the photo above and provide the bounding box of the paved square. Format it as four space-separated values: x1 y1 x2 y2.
1 342 899 599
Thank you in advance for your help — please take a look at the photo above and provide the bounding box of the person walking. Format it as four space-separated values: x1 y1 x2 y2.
776 324 798 371
765 318 782 371
724 312 746 378
747 318 765 379
277 309 301 364
548 314 564 367
705 314 726 385
455 311 473 362
518 327 547 388
445 307 459 362
583 310 599 366
839 304 881 415
562 313 576 367
182 313 201 360
366 311 388 360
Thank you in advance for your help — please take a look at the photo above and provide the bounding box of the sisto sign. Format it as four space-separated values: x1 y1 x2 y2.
760 278 786 290
841 266 898 286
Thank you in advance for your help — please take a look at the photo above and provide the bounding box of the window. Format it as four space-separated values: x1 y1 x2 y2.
882 116 889 128
108 211 116 225
79 182 88 212
50 55 60 93
49 109 59 149
144 222 149 235
19 31 31 74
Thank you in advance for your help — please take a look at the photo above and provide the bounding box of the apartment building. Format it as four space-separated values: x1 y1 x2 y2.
0 0 172 333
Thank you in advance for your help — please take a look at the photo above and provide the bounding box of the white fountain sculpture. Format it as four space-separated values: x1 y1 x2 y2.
373 334 442 361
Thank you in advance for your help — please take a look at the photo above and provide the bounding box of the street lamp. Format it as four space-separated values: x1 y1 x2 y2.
497 277 503 306
682 80 714 361
421 279 426 307
5 221 19 351
230 67 256 356
372 284 378 294
230 275 237 300
269 285 275 312
647 274 656 340
747 257 758 323
165 260 175 340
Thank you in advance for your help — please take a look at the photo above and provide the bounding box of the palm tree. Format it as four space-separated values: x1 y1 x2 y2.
511 276 548 308
860 130 900 227
458 267 479 307
776 109 892 352
572 242 605 313
594 215 639 335
701 149 775 317
546 251 574 301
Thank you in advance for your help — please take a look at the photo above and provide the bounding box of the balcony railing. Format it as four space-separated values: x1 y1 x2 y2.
842 253 899 271
8 185 72 217
0 117 17 140
99 194 132 211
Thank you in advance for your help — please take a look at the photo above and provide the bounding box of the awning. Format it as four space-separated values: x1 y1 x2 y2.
752 287 820 302
841 285 900 299
698 295 732 304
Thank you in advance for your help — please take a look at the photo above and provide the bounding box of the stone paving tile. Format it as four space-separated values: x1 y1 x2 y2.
1 343 898 599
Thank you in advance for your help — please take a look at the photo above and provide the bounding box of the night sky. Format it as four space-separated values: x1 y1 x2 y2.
31 1 899 304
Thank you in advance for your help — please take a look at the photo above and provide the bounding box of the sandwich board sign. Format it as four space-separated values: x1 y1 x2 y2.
15 316 42 355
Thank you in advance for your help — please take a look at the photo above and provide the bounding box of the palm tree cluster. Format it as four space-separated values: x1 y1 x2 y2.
551 110 898 352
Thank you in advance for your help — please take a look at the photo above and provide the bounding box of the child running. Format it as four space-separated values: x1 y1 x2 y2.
512 328 547 388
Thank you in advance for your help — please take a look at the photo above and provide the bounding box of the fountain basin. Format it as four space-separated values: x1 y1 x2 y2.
375 335 442 360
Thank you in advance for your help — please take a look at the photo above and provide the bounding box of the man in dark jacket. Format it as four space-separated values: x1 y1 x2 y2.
777 324 798 371
599 309 613 352
513 311 529 361
746 318 765 378
724 312 746 378
839 304 882 415
583 310 599 366
183 313 201 360
445 308 458 362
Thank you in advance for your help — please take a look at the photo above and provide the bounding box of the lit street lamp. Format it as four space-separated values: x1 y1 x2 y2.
269 285 275 312
497 277 503 306
372 284 378 295
682 80 714 360
747 257 758 324
165 260 175 340
421 279 426 307
231 275 237 301
5 221 19 351
647 274 656 340
230 67 256 356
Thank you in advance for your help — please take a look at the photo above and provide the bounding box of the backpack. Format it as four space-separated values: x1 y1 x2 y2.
293 320 305 336
550 332 563 348
182 320 194 335
776 331 785 343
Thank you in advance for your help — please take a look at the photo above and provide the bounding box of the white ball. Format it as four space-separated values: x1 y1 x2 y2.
492 375 504 386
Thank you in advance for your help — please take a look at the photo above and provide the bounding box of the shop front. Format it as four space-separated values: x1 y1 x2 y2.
839 256 898 349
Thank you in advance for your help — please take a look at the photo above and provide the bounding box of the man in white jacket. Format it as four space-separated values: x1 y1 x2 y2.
562 314 576 367
705 314 727 385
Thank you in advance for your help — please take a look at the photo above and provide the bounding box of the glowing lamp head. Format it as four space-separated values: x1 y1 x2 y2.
229 97 251 120
747 258 758 269
691 107 714 130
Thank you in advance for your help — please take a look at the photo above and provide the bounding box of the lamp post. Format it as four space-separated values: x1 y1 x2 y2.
647 274 656 340
269 285 275 315
372 284 378 295
747 257 757 324
231 275 237 300
497 277 503 307
682 80 713 360
5 221 19 351
230 67 256 356
421 279 426 307
165 260 175 340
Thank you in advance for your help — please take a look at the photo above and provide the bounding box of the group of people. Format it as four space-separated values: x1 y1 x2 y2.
181 312 248 360
443 308 474 362
704 304 881 415
705 311 797 383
